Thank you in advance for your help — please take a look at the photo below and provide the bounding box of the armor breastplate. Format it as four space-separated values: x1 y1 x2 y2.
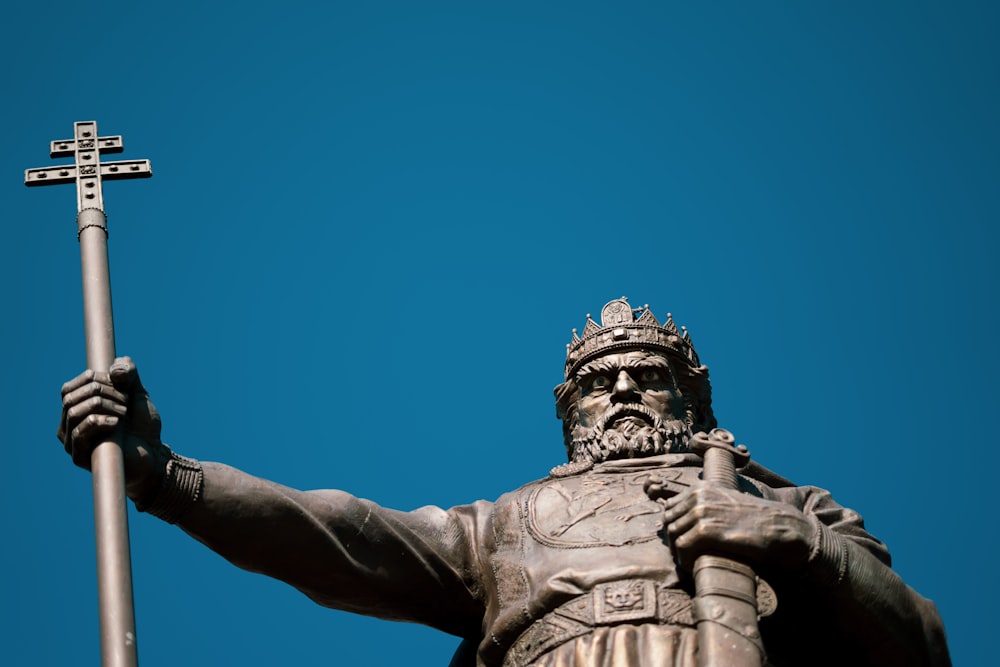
483 455 707 660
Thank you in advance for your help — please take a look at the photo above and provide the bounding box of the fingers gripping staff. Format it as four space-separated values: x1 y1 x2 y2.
59 360 168 504
27 121 151 667
59 369 129 469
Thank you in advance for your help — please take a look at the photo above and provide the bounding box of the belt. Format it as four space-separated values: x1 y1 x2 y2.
503 580 693 667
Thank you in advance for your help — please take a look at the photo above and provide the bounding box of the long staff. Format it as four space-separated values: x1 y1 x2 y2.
26 121 152 667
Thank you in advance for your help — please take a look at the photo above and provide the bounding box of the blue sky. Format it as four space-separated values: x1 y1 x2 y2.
2 2 996 665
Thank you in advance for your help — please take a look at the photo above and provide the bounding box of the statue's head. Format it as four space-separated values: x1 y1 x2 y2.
554 298 716 464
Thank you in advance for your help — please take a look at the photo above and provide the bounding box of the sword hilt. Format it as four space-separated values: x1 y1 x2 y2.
690 428 749 490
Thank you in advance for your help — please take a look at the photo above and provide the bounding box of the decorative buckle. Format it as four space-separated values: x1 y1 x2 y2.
592 579 657 624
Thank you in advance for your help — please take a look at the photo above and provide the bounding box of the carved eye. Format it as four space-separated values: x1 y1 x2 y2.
591 376 611 389
640 370 661 382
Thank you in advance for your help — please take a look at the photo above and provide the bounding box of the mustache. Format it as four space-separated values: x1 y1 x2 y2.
595 403 665 436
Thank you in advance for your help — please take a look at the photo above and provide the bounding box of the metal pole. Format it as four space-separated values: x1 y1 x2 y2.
26 121 151 667
690 429 765 667
79 208 139 667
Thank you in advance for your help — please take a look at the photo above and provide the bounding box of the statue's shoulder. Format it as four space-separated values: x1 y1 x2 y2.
740 460 797 489
489 466 585 510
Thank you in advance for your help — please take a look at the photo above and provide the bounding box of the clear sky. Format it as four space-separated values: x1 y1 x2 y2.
3 2 996 665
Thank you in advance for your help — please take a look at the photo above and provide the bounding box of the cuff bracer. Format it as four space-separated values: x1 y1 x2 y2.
806 514 849 587
135 448 204 524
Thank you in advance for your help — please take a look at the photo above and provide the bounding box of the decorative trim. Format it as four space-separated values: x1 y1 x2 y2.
137 450 203 524
807 515 849 586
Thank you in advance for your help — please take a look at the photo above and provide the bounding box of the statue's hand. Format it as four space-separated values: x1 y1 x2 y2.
58 356 168 501
660 484 814 573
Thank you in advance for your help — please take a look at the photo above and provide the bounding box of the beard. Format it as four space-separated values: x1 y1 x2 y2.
569 403 692 465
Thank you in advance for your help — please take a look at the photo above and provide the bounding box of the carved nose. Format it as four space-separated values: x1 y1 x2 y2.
611 370 639 402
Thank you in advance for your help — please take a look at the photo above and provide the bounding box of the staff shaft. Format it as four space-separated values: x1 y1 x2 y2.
79 208 139 667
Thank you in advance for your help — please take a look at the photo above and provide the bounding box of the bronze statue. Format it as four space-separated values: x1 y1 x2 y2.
59 297 951 666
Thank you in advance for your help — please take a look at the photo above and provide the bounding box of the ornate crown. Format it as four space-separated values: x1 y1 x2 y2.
564 298 702 379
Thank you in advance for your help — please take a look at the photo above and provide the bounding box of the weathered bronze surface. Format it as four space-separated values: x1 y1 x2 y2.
58 297 952 666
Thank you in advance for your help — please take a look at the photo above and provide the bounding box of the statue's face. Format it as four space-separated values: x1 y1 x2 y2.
576 350 683 430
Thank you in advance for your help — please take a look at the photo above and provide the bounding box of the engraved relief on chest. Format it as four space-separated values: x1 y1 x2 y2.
525 469 693 547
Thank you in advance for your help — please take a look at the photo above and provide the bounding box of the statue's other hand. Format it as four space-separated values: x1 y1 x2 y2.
58 356 167 500
661 485 813 573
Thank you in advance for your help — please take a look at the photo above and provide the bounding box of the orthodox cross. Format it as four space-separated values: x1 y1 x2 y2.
25 120 151 213
25 121 151 667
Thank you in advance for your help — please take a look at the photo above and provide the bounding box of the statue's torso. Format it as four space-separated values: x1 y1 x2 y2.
481 454 755 666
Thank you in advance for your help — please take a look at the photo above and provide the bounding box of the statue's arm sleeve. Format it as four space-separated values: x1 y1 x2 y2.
772 485 951 667
148 458 488 639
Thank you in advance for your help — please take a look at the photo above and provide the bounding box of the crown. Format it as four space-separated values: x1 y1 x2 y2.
564 297 702 379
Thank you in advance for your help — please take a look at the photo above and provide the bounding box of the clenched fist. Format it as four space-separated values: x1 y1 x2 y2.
58 356 168 502
646 475 815 575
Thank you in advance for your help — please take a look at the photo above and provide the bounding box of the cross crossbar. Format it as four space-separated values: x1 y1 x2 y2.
24 121 152 214
50 135 124 158
25 161 153 186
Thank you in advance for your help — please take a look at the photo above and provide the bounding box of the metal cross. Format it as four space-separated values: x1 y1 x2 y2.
25 120 151 213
